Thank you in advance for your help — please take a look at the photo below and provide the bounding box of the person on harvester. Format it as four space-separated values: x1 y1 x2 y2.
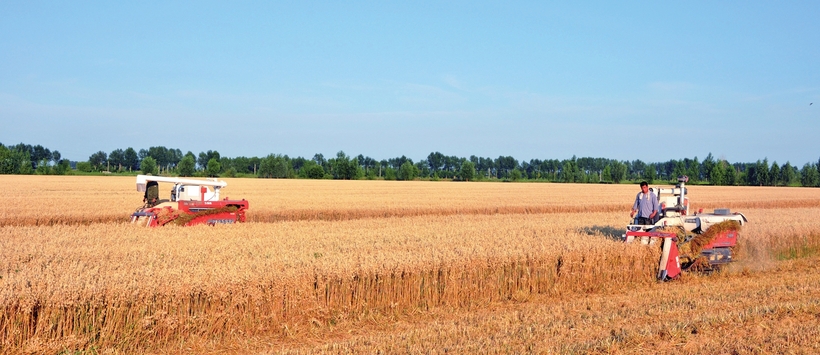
143 180 159 208
630 181 659 225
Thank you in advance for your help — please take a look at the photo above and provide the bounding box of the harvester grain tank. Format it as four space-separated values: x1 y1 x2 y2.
623 176 748 281
130 175 249 226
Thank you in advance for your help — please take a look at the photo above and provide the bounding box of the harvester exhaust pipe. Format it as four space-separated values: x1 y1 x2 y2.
677 175 688 215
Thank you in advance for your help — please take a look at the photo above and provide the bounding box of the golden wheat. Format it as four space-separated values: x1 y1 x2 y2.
3 176 820 226
2 175 820 354
1 213 660 350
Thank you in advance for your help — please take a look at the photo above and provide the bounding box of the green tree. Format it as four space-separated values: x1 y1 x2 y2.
672 161 686 181
610 161 627 183
384 167 397 180
601 165 612 182
724 164 737 186
124 147 140 171
711 161 725 185
109 149 125 171
206 158 222 177
769 161 780 186
35 159 51 175
140 157 158 175
75 161 92 173
55 159 70 175
0 146 32 174
305 164 326 179
758 159 770 186
459 161 476 181
258 154 290 178
801 163 819 187
397 161 419 181
508 169 522 181
781 162 796 186
89 151 108 171
331 151 358 180
427 151 444 173
688 157 700 182
366 166 378 180
297 160 325 179
26 144 51 170
561 161 575 182
701 153 715 183
51 150 61 165
415 161 429 179
350 157 364 179
644 164 656 184
177 155 196 177
198 150 221 170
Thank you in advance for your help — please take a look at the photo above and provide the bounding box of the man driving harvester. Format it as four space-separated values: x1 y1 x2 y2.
631 181 659 225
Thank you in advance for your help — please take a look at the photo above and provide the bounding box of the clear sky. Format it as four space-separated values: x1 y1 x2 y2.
2 1 818 165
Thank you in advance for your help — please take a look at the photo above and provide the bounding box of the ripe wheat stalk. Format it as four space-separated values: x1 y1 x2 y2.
1 176 819 353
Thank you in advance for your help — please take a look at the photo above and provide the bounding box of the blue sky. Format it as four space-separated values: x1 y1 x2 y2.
1 1 818 165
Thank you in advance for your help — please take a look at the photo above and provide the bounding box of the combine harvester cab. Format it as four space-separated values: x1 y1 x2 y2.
130 175 249 227
623 176 748 281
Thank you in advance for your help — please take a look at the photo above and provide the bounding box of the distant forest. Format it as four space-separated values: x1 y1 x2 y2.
2 142 819 187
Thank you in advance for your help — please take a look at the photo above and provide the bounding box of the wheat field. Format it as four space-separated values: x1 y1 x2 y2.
4 176 820 226
1 175 819 354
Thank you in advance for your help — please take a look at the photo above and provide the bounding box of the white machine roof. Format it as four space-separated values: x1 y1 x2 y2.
136 174 227 192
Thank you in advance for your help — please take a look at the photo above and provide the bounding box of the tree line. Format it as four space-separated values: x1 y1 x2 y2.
2 141 819 187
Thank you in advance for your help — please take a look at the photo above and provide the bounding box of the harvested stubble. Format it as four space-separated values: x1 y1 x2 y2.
3 176 820 226
2 213 658 352
280 255 820 355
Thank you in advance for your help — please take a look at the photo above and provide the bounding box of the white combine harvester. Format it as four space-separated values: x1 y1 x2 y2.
624 176 748 280
131 175 249 227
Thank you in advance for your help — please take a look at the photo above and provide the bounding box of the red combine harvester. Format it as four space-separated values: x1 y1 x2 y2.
130 175 249 227
623 176 748 281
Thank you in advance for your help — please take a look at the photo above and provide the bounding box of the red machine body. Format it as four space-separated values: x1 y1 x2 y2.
702 229 739 249
623 230 682 280
132 199 249 227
